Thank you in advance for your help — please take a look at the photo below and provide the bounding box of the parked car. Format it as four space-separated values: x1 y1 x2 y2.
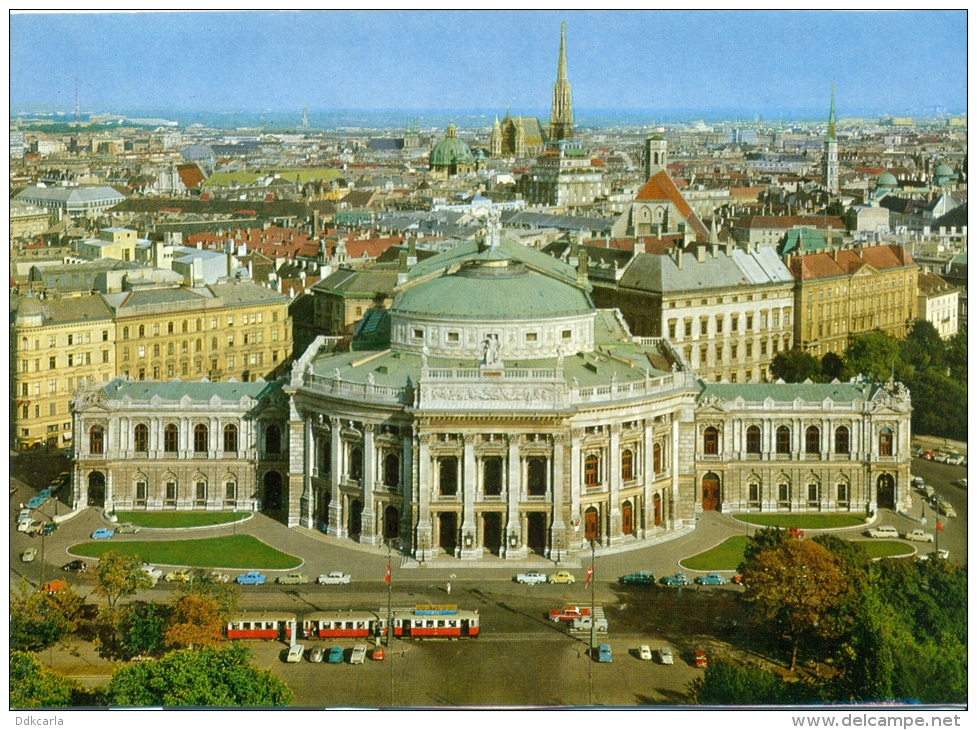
920 549 950 561
659 646 675 665
285 644 305 663
277 572 309 585
939 502 957 518
17 508 33 523
911 445 924 458
660 572 690 586
316 571 351 585
165 569 192 583
866 525 899 538
116 522 141 534
572 615 608 632
41 522 57 536
921 450 936 460
350 644 368 664
27 495 46 509
694 573 727 586
945 454 965 466
236 571 267 585
952 478 967 490
371 646 385 661
38 488 52 500
91 528 115 540
209 572 231 583
548 605 591 622
548 570 576 584
58 471 71 486
597 644 612 663
731 574 746 585
21 548 37 562
693 649 709 668
637 645 652 661
904 529 934 543
327 646 345 664
141 565 163 584
18 520 39 534
43 580 68 593
515 571 548 585
911 476 925 490
62 560 88 573
620 571 656 585
308 646 324 663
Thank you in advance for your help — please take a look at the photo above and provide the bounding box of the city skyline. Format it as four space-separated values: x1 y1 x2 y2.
10 10 968 121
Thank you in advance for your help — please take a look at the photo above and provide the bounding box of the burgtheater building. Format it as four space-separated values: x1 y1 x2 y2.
72 217 913 561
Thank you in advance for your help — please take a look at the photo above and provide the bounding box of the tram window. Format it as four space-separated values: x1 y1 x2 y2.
345 622 353 630
242 622 251 630
426 620 434 628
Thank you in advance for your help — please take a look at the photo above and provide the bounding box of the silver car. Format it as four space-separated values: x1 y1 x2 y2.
659 646 674 665
308 646 324 663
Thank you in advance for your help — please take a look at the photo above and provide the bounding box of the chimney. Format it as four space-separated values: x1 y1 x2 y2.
397 251 409 286
696 244 706 263
633 238 645 256
675 245 683 270
407 236 417 265
832 247 839 262
577 248 589 285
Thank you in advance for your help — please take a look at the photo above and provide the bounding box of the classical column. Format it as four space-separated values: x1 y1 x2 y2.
300 419 314 528
359 423 379 545
105 469 114 513
642 420 654 537
286 400 305 527
670 417 680 529
608 423 622 544
326 417 345 537
569 428 583 546
415 433 433 561
505 435 527 559
399 430 413 545
460 435 481 558
548 433 567 561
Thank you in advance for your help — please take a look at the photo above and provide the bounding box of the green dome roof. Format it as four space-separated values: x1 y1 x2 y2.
393 258 592 320
877 171 898 187
429 124 474 168
934 163 955 176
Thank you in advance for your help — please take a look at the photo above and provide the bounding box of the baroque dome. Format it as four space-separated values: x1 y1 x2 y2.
429 124 474 168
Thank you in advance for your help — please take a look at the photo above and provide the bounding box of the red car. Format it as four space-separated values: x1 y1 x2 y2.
787 526 805 538
370 646 384 661
921 450 936 460
693 649 709 668
548 605 592 622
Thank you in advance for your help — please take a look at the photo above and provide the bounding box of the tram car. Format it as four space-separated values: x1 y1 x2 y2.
226 613 297 640
391 605 480 639
301 611 386 640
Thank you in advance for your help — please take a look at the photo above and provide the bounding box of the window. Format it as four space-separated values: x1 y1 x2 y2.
703 427 719 455
834 426 849 454
805 426 821 454
134 424 149 452
223 424 238 453
49 379 56 393
225 482 236 500
68 354 74 367
49 356 56 369
90 425 104 455
138 325 145 338
227 334 234 347
748 480 760 505
621 449 634 481
212 337 218 350
525 332 538 342
746 426 761 454
196 339 202 352
102 350 109 363
584 454 599 487
837 482 849 504
562 329 572 340
700 318 708 336
731 316 738 333
776 426 791 454
746 314 753 330
684 320 692 337
715 316 723 334
772 311 779 328
384 453 400 487
164 424 179 453
49 403 57 416
181 341 188 354
265 425 281 454
653 443 662 474
136 482 147 502
807 482 820 504
438 457 456 495
153 324 160 336
879 427 893 456
668 321 676 339
227 316 234 327
167 343 174 355
182 321 188 333
731 343 738 360
181 363 189 376
778 481 790 503
195 482 206 504
194 424 208 453
122 327 129 340
745 342 752 358
165 481 177 503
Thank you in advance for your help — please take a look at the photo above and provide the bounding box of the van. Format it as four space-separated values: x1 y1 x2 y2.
350 644 368 664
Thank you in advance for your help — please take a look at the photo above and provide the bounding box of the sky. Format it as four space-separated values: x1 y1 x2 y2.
9 10 968 119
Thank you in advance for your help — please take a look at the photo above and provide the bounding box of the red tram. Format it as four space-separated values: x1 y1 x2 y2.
392 605 480 639
226 613 297 640
302 611 385 639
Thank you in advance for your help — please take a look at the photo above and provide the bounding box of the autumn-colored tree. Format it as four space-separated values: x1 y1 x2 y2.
10 579 85 652
92 551 153 611
742 538 852 670
10 651 80 708
164 594 223 650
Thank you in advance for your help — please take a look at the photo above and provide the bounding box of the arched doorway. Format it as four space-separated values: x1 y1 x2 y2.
653 494 662 526
87 471 106 507
584 506 599 542
349 499 363 537
527 457 546 496
482 512 503 555
384 505 399 540
701 473 721 511
621 500 633 535
439 512 458 555
876 474 895 510
263 471 283 511
527 512 546 554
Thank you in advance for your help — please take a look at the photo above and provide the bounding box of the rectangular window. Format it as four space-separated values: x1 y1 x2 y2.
181 341 188 354
760 312 768 329
731 343 738 360
49 356 56 369
68 335 73 346
699 345 708 364
716 345 723 362
85 352 91 365
68 354 74 367
228 356 235 368
228 316 234 326
49 379 56 393
715 316 723 334
227 334 234 346
760 340 767 356
182 363 189 375
700 318 708 336
784 310 791 327
772 311 779 328
49 337 56 348
102 350 109 363
271 329 279 341
525 332 538 342
668 321 676 339
745 343 752 358
50 403 57 416
746 314 753 330
138 346 145 358
684 320 692 337
413 329 423 340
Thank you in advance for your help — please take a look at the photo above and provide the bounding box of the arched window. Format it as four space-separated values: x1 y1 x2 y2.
653 443 662 474
122 326 129 339
223 424 238 453
835 426 850 454
879 427 893 457
194 424 208 453
384 453 399 487
265 425 281 454
134 424 149 452
621 449 634 481
703 427 719 455
748 479 761 505
584 454 598 487
90 425 104 455
527 457 546 496
776 426 791 454
138 324 145 338
837 481 850 504
746 425 761 454
164 424 179 453
805 426 821 454
349 446 363 482
167 322 174 334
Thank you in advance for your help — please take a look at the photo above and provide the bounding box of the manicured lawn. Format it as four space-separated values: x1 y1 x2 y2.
859 540 914 559
732 513 866 530
681 536 749 571
114 511 250 528
69 535 301 569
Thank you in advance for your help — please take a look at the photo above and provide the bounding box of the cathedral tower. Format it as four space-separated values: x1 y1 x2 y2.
549 22 574 142
645 135 668 180
823 84 839 194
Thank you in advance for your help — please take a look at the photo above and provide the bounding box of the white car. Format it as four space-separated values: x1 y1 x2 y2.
141 565 163 585
866 525 899 538
659 646 675 665
637 645 652 661
285 644 305 663
21 548 38 563
904 529 934 543
350 644 368 664
515 571 548 585
317 571 352 585
919 549 950 561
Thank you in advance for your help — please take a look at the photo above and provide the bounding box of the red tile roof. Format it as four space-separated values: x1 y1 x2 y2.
583 235 680 255
789 245 916 281
176 164 206 189
634 171 709 240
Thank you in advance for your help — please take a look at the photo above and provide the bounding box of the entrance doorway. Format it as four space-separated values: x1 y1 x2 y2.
439 512 458 555
701 473 721 511
349 499 362 536
384 505 399 540
527 458 546 496
87 471 106 507
584 506 599 542
264 471 283 511
482 512 503 555
653 494 662 526
876 474 895 510
621 501 633 535
320 490 331 525
527 512 546 554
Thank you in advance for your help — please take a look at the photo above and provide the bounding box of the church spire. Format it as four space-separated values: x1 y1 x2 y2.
549 22 573 142
827 83 837 141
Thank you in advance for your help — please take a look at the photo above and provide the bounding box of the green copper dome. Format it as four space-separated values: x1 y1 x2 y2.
934 163 956 184
876 171 898 188
429 124 474 168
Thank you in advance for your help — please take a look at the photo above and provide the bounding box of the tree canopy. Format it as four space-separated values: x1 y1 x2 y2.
10 580 84 653
10 651 80 708
164 595 223 651
770 349 822 383
92 551 154 611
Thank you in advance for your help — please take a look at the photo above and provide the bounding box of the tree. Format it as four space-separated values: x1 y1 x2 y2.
164 594 223 651
10 580 84 652
945 329 966 381
820 351 852 382
742 538 852 670
690 657 823 705
119 601 167 659
10 651 80 708
179 570 240 621
92 551 154 612
844 330 900 382
107 645 293 707
907 369 967 441
899 319 945 372
770 349 822 383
